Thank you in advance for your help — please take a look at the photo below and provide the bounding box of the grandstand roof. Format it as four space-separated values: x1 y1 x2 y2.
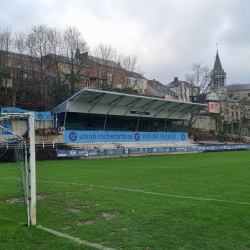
51 89 206 120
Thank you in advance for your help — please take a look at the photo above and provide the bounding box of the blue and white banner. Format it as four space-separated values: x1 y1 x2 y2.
1 125 13 134
64 131 188 143
1 107 53 121
57 144 250 158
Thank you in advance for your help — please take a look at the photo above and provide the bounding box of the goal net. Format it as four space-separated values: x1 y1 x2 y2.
0 112 36 226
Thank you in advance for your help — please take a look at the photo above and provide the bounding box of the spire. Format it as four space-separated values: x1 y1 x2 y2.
75 45 80 58
213 51 223 72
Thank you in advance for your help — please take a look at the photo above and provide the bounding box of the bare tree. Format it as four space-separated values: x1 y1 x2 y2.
225 82 250 139
184 63 212 132
62 26 90 95
91 44 143 93
185 63 212 96
0 25 13 95
91 44 120 90
119 54 137 72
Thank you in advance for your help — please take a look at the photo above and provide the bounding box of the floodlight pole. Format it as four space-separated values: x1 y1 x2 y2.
29 112 36 226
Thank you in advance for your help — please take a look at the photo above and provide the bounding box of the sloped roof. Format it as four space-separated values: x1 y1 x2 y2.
0 50 36 61
51 89 206 120
227 83 250 91
147 80 175 95
45 54 91 67
88 56 123 69
126 71 146 79
168 81 194 88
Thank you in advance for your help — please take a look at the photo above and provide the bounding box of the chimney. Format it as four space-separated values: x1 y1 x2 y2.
153 79 156 88
174 77 178 82
78 52 88 61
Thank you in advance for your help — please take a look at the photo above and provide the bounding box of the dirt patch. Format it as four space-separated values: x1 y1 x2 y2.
189 128 218 141
3 194 48 203
83 220 94 225
102 211 119 220
62 225 72 229
66 198 79 205
67 208 81 213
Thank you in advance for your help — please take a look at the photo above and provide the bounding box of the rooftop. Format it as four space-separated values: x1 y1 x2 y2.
147 80 176 95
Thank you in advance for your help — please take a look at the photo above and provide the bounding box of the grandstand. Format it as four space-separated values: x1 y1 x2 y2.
51 89 206 150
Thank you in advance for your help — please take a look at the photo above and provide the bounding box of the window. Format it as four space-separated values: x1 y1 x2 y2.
28 62 32 70
210 104 214 109
62 66 66 72
7 59 11 67
107 72 112 81
213 78 218 87
215 104 218 109
18 61 21 68
85 71 89 77
141 80 144 87
86 82 95 88
127 78 131 85
117 83 122 89
118 73 121 79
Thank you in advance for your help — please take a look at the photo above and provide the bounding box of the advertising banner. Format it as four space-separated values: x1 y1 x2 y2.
64 131 188 143
56 144 250 158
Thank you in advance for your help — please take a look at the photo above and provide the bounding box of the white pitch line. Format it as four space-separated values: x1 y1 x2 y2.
0 214 117 249
36 225 117 250
7 177 250 206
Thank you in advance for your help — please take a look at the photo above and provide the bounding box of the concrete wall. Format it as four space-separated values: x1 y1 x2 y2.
35 120 53 129
191 115 217 131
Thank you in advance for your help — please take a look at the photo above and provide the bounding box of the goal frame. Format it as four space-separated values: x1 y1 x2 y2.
0 112 36 226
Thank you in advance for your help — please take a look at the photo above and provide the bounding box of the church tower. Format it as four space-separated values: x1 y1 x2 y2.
210 51 227 95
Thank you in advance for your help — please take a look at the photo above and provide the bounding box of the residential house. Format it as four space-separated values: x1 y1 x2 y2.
126 71 147 94
146 79 176 99
167 77 198 102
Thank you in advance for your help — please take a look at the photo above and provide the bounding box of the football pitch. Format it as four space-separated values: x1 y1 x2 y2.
0 151 250 250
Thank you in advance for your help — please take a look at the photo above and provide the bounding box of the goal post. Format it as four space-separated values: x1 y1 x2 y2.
0 112 36 226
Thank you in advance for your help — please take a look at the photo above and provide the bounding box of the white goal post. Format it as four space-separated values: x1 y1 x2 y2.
0 112 36 226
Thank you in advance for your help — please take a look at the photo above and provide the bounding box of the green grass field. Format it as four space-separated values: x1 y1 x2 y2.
1 151 250 250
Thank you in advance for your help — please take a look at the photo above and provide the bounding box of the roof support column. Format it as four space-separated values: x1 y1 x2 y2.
136 100 157 132
103 95 124 131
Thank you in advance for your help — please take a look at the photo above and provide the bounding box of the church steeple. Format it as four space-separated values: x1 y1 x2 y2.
75 45 80 59
213 51 224 72
210 50 227 95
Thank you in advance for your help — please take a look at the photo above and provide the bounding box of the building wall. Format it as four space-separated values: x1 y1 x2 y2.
126 76 147 94
205 101 219 113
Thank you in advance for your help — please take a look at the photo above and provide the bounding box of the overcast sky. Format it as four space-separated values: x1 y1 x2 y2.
1 0 250 85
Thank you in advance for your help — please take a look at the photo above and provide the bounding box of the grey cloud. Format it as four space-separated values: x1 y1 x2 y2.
1 0 250 84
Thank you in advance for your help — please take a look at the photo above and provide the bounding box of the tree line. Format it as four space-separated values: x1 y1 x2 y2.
0 24 142 111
